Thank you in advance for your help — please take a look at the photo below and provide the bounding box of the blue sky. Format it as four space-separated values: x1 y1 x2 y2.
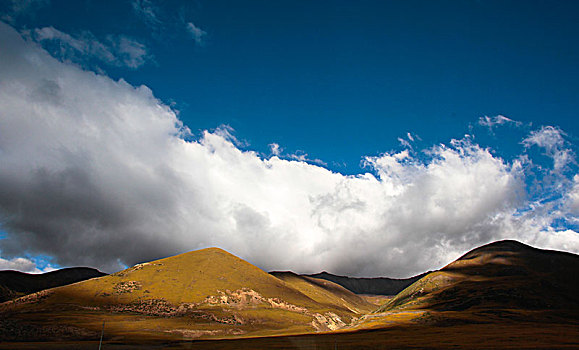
0 0 578 276
4 0 579 172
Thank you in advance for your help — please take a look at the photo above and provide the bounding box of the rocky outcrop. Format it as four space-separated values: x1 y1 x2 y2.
311 312 346 331
203 288 309 313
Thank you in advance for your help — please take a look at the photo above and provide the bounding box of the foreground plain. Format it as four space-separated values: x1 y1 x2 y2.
2 323 578 349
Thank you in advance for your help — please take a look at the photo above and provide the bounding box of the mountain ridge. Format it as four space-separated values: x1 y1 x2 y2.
301 270 430 296
0 267 106 303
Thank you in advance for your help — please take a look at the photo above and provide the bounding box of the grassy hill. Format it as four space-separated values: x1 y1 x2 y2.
0 247 373 343
353 240 579 330
0 267 106 302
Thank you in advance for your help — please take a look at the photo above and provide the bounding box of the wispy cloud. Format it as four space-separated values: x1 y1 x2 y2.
32 26 151 69
269 143 281 156
269 148 327 166
130 1 208 46
398 132 420 149
186 22 206 45
523 126 575 171
0 22 577 276
478 115 523 134
131 0 161 27
1 0 49 24
108 35 149 69
564 175 579 222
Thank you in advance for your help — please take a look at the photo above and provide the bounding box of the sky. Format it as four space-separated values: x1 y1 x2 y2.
0 0 578 277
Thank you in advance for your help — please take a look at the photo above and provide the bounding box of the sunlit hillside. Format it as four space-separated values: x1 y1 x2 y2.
0 247 374 343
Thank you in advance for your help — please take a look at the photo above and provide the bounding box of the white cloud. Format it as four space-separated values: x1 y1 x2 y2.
266 145 327 167
563 175 579 221
0 256 55 273
32 26 150 69
0 22 577 277
522 126 574 170
269 143 281 156
186 22 206 45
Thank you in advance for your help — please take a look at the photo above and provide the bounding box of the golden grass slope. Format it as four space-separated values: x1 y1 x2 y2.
0 247 374 342
60 247 313 306
269 271 374 314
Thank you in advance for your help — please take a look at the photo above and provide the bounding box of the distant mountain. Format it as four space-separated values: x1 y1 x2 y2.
269 271 373 308
0 267 106 302
0 247 375 342
303 271 428 295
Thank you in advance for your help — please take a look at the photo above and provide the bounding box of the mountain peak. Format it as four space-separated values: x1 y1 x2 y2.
468 239 531 252
453 239 534 262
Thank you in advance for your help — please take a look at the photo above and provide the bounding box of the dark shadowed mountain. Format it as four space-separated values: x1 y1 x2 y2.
269 271 375 306
301 271 429 295
375 240 579 316
0 267 107 302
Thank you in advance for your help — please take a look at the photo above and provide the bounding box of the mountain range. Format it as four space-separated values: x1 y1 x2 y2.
0 240 577 349
303 271 428 296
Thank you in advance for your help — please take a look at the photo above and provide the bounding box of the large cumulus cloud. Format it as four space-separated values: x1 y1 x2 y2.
0 22 577 276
